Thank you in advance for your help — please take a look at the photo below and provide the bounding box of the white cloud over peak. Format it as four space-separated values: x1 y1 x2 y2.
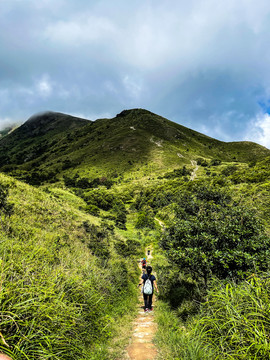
245 113 270 148
36 75 53 98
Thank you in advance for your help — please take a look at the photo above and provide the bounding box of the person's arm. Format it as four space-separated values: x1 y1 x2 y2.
138 275 144 287
153 280 159 293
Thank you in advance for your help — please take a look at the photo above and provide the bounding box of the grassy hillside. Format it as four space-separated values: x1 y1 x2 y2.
0 173 141 359
0 109 269 186
0 126 17 139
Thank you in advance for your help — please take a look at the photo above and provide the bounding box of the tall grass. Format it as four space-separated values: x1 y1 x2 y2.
196 275 270 359
0 174 140 359
156 275 270 360
155 301 215 360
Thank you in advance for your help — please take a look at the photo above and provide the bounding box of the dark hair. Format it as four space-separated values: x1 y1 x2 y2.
146 265 152 275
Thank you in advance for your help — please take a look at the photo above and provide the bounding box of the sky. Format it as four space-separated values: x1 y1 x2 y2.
1 0 270 147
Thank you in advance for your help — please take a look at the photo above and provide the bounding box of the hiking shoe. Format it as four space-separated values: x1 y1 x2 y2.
150 307 153 311
144 308 148 312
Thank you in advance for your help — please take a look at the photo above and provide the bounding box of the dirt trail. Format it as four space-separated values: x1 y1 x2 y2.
123 252 158 360
154 218 165 231
190 160 198 180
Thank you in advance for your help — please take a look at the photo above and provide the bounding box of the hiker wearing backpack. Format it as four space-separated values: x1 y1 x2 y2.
138 265 159 312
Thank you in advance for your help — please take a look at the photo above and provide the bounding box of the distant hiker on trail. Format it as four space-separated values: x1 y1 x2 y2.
138 265 159 312
141 258 147 271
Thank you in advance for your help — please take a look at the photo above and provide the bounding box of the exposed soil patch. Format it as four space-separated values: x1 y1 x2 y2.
190 160 198 180
125 296 157 360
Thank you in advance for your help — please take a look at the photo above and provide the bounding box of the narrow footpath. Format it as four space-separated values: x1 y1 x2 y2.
123 251 158 360
190 160 198 180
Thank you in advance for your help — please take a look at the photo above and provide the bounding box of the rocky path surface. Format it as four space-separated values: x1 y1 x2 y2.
125 298 157 360
123 252 158 360
190 160 198 180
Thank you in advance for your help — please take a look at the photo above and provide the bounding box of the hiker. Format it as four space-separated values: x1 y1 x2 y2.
141 258 147 271
138 265 159 312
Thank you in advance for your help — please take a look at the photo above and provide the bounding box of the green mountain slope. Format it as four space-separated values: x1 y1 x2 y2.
0 125 17 139
0 108 269 185
0 112 90 174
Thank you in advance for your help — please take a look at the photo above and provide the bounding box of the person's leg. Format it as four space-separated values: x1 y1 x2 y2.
148 294 153 309
143 293 148 310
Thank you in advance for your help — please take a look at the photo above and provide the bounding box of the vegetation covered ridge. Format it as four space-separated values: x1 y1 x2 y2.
0 108 269 186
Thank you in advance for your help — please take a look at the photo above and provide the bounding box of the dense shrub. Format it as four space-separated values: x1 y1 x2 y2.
85 204 100 216
113 200 127 229
64 174 114 189
160 186 270 286
135 211 155 229
221 164 238 176
83 189 116 211
164 166 191 179
209 159 221 166
196 158 209 167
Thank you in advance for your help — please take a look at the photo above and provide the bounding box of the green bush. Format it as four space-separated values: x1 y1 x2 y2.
135 211 155 229
85 204 100 216
160 186 270 286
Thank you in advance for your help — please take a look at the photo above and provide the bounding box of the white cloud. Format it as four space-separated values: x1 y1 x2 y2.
0 116 14 129
245 113 270 148
122 75 143 99
36 75 52 98
43 16 117 46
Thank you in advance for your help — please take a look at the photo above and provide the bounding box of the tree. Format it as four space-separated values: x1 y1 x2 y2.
135 211 155 229
160 186 270 286
113 200 127 230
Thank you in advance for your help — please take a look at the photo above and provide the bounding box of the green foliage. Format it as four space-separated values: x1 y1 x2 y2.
160 186 270 285
85 204 100 216
221 164 239 176
114 238 141 257
83 189 116 211
164 166 191 179
5 169 58 186
113 200 127 230
0 174 140 359
135 211 155 229
155 301 216 360
195 275 270 359
82 221 110 259
64 174 114 189
209 159 221 166
196 158 209 167
133 185 175 212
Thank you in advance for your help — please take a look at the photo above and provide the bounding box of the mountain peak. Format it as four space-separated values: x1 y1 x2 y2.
21 111 90 136
116 108 155 118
